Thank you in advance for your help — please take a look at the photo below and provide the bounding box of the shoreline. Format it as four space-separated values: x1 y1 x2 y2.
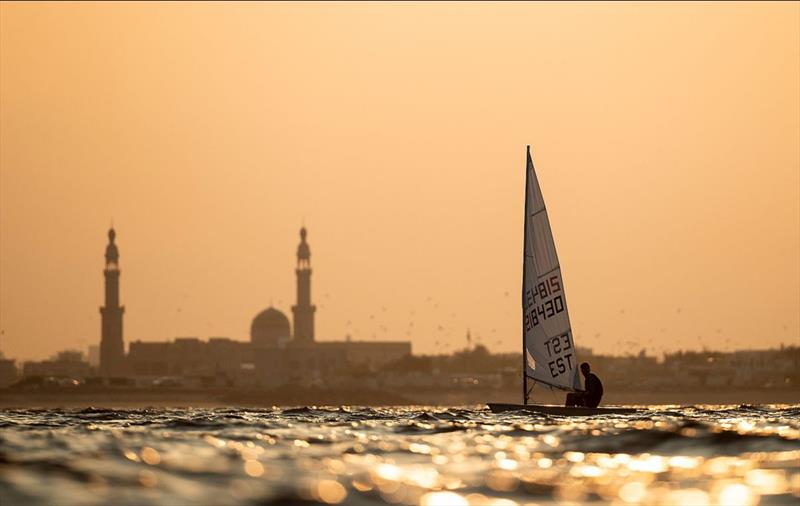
0 386 796 408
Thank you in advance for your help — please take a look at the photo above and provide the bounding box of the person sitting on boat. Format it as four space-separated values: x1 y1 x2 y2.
565 362 604 408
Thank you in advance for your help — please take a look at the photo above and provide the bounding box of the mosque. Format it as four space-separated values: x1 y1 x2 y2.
100 227 411 386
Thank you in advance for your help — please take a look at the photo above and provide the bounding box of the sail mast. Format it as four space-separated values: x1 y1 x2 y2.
522 145 531 405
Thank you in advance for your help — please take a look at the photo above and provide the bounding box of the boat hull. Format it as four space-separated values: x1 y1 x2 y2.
487 403 639 416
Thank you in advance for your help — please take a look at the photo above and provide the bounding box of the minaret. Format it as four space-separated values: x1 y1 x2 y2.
99 227 125 376
292 227 316 343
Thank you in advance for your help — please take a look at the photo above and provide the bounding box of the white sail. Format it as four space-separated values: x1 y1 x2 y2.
523 147 581 392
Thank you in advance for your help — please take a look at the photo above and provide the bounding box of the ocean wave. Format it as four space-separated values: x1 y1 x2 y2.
0 405 798 505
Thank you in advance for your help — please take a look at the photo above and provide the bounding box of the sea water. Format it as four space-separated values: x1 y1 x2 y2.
0 405 798 505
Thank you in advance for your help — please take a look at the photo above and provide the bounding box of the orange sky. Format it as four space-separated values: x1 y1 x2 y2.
1 2 798 361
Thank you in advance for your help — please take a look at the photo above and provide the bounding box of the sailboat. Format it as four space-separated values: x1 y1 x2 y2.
488 146 637 416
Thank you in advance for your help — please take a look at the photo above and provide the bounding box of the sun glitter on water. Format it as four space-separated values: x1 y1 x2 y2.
0 405 798 506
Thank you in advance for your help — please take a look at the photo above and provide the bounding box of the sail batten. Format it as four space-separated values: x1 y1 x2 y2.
524 374 576 392
523 148 580 394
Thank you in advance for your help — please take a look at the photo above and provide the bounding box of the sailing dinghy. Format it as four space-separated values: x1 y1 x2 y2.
487 146 637 417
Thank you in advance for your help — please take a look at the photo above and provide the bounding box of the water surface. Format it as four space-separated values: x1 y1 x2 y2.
1 405 798 505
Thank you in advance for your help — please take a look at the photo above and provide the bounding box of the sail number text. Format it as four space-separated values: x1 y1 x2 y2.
545 333 574 378
524 276 564 329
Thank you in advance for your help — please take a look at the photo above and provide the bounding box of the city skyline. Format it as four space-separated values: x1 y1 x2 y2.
1 3 798 361
1 221 796 363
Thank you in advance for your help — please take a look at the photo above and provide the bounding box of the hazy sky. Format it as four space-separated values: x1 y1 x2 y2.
1 2 798 362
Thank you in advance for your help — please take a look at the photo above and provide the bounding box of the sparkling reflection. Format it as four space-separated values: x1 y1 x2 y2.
0 405 798 505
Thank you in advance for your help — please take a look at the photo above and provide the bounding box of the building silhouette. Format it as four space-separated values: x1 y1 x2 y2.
24 350 91 380
292 227 316 343
0 356 18 388
99 228 125 376
254 228 411 386
122 226 411 387
251 307 291 348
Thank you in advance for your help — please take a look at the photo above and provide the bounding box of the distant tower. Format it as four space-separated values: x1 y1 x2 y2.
99 227 125 376
292 227 316 343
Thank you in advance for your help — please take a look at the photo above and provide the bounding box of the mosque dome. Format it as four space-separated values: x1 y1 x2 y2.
250 307 291 347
